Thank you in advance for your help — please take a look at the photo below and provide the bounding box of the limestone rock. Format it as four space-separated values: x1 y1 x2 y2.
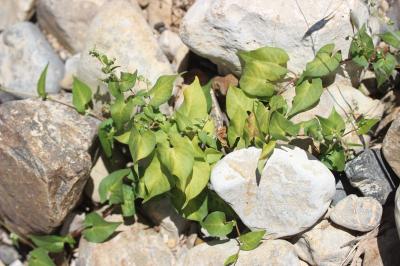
0 22 64 98
37 0 110 52
77 0 172 95
210 146 335 238
0 98 99 235
77 223 175 266
294 220 355 266
345 149 395 204
178 239 300 266
330 195 382 232
0 0 35 31
60 54 81 90
382 117 400 178
180 0 373 74
159 30 189 71
396 187 400 237
148 0 173 29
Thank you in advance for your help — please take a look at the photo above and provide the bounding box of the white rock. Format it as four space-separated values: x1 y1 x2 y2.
0 22 64 98
180 0 373 74
77 0 173 95
37 0 110 52
294 220 355 266
178 239 300 266
396 187 400 238
330 195 382 232
159 30 189 71
147 0 173 29
0 0 35 31
77 223 175 266
60 54 81 90
211 146 335 238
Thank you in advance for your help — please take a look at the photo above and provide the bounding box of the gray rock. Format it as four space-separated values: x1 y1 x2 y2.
0 22 64 98
59 54 81 90
0 0 35 31
330 195 382 232
294 220 355 266
396 187 400 237
77 223 175 266
0 245 20 265
180 0 374 74
345 149 396 204
210 146 335 238
37 0 110 52
178 239 300 266
382 117 400 178
0 98 99 235
142 197 189 249
77 0 173 96
331 180 348 207
0 93 18 105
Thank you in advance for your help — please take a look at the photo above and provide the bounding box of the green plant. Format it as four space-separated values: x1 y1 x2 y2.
31 24 399 265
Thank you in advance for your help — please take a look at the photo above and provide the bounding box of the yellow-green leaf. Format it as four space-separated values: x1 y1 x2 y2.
288 78 323 118
149 74 178 107
72 77 92 114
37 63 48 100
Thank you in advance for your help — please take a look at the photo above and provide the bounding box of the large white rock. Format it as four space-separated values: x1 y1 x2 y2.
177 239 300 266
180 0 373 74
210 146 335 238
396 187 400 238
294 220 355 266
0 22 64 98
0 0 35 31
77 0 173 95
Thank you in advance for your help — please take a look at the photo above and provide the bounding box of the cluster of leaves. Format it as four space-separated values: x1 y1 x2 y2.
350 25 399 87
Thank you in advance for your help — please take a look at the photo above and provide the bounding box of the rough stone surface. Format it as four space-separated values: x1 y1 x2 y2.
283 81 385 149
37 0 110 52
0 245 20 265
0 0 35 31
142 197 189 249
382 117 400 178
77 223 175 266
0 22 64 98
180 0 374 74
211 146 335 238
345 149 395 204
159 30 189 71
0 98 99 235
178 239 300 266
148 0 173 29
294 220 355 266
77 0 173 95
396 187 400 237
330 195 382 232
60 53 81 90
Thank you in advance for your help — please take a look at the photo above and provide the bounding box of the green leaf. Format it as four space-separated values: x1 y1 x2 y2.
253 102 270 137
142 153 172 201
121 184 135 217
269 112 299 140
72 77 92 114
98 119 114 158
82 212 120 243
176 77 208 130
119 71 137 92
201 211 235 237
269 95 288 114
28 248 55 266
239 60 287 97
37 63 48 100
320 144 345 172
202 81 213 113
29 235 75 253
226 86 254 119
380 31 400 49
158 134 194 186
114 130 130 144
238 46 289 67
239 230 266 251
301 118 323 141
350 25 374 68
317 108 345 140
373 53 397 87
148 74 178 107
110 97 135 130
224 253 239 266
303 44 342 79
129 127 156 163
257 140 276 174
181 191 208 222
288 78 323 118
184 161 210 206
98 168 130 204
356 117 379 135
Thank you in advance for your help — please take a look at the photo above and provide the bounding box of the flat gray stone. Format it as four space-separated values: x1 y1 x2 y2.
211 146 335 238
330 195 382 232
0 22 64 98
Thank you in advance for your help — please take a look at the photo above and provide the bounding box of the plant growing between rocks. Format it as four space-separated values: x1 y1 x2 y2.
27 25 399 266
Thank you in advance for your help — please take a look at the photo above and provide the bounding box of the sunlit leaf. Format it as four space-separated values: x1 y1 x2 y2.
82 212 120 243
